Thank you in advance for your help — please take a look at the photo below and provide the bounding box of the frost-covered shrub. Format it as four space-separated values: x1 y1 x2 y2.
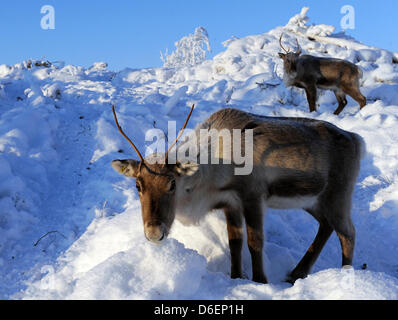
286 7 335 37
161 27 211 68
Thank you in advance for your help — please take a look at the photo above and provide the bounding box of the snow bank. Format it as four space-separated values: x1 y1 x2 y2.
21 218 207 299
1 8 398 300
226 269 398 300
0 74 58 251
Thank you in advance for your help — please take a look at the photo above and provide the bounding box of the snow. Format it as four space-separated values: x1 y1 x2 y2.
226 268 398 300
164 85 188 114
1 8 398 300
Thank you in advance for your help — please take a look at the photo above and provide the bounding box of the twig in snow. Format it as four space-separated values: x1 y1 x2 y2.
33 231 67 247
256 81 280 90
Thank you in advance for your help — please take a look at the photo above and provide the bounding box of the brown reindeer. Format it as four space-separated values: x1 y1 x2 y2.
278 34 366 115
111 105 365 284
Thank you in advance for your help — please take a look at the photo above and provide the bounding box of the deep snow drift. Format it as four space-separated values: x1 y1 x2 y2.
1 8 398 299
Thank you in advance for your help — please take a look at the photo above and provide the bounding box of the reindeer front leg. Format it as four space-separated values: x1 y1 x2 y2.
224 207 243 279
304 84 317 112
243 199 267 283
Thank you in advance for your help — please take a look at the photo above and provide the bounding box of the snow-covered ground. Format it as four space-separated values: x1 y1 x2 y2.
1 8 398 299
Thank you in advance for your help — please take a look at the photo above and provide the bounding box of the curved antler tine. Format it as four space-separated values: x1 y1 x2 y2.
279 33 291 54
112 105 145 163
295 38 302 54
164 104 195 165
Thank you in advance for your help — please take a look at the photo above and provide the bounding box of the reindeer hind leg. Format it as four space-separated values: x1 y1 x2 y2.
328 206 356 267
342 84 366 111
287 214 333 284
333 90 348 115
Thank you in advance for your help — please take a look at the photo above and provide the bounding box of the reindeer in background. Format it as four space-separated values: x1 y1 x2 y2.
278 34 366 115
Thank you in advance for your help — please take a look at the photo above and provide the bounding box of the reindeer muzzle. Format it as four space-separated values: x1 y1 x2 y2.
144 221 168 244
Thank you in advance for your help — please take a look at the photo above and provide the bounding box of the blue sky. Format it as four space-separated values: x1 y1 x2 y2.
0 0 396 70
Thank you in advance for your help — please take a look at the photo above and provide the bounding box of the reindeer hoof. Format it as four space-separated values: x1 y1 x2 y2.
253 274 268 284
285 270 308 284
231 271 243 280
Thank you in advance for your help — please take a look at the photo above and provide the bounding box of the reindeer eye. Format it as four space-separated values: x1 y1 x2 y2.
169 180 176 193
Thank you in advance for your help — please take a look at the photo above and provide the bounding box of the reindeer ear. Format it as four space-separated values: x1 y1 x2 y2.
111 159 140 177
278 52 286 59
174 161 199 177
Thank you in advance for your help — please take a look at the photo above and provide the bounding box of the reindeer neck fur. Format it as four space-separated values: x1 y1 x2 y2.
281 55 300 87
283 71 298 87
174 166 242 226
173 114 243 225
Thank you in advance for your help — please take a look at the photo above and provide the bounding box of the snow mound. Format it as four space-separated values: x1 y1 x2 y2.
277 269 398 300
226 268 398 300
22 237 206 300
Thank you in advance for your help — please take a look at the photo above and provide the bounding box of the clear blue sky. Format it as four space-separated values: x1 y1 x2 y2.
0 0 397 70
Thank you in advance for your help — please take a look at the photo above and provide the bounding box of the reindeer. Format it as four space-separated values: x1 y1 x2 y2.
111 105 365 284
278 34 367 115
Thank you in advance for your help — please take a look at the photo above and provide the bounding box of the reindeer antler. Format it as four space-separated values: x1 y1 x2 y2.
112 105 145 163
295 38 302 55
280 34 302 55
279 33 290 54
164 104 195 165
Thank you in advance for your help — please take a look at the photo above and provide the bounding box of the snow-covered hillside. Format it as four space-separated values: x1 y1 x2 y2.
1 8 398 299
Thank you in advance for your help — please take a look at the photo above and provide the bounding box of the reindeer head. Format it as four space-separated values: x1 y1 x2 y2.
111 105 196 244
278 34 302 74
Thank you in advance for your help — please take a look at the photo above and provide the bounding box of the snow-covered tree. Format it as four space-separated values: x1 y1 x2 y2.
161 26 211 68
